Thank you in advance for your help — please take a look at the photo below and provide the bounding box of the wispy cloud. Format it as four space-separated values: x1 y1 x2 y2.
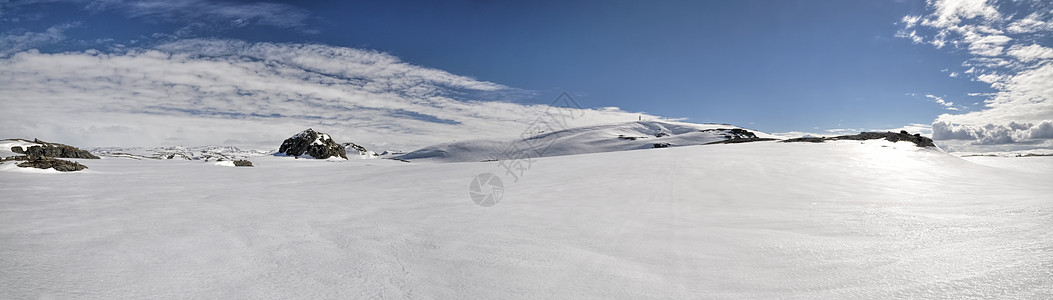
924 94 959 110
0 39 657 150
0 22 78 57
4 0 314 33
897 0 1053 149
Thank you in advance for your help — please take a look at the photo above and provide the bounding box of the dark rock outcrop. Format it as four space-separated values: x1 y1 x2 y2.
781 137 826 143
2 139 96 172
7 139 99 159
618 135 645 141
1 155 28 162
782 131 936 147
277 128 347 159
705 137 779 144
701 128 759 140
233 160 254 167
17 158 88 172
699 128 776 144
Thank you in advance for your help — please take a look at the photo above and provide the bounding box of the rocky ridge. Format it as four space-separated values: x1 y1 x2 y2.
1 138 98 172
782 131 936 147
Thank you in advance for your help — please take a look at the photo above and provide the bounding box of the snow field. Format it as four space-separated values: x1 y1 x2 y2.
1 140 1050 298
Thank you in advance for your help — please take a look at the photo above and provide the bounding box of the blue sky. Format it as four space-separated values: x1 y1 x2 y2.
1 0 1051 151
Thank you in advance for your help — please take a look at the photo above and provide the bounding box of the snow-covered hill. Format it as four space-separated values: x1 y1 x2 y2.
395 120 779 162
2 139 1050 298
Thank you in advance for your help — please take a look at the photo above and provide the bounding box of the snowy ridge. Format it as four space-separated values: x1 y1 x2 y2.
395 120 778 162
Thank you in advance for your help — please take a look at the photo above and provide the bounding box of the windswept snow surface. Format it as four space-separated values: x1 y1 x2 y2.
1 140 1051 298
395 120 777 162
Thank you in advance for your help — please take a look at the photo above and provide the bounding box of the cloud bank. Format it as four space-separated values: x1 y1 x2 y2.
0 39 657 151
899 0 1053 151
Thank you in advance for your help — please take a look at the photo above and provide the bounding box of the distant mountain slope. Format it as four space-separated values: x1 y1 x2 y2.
394 120 778 162
89 146 269 161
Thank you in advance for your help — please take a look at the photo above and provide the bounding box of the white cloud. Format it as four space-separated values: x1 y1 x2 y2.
974 72 1004 84
932 120 1053 147
899 0 1053 150
902 15 922 28
925 94 959 110
932 121 978 140
1006 13 1050 34
1006 44 1053 63
964 34 1010 56
963 57 1011 69
932 121 1010 144
925 0 1002 28
1030 120 1053 139
0 39 658 150
895 29 926 44
0 22 78 57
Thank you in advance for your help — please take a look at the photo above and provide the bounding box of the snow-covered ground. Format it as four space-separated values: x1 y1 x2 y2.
1 140 1051 298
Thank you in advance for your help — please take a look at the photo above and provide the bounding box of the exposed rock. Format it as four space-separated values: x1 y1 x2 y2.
701 128 759 140
781 137 826 143
782 131 936 147
9 139 100 159
653 143 670 148
705 137 779 144
2 139 96 172
617 135 646 141
233 160 254 167
17 158 88 172
277 128 347 159
343 141 379 157
1 155 28 162
379 150 405 156
696 128 776 144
